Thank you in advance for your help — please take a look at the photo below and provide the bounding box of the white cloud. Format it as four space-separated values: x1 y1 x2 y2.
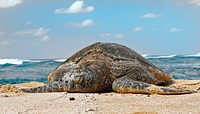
41 35 49 42
99 33 124 38
99 33 112 37
0 0 23 8
141 13 162 19
114 34 123 38
170 27 183 32
14 27 50 42
188 0 200 7
0 31 4 36
55 1 94 14
34 28 50 36
75 19 94 28
133 26 143 32
15 27 50 37
25 21 32 26
178 0 200 7
1 41 8 45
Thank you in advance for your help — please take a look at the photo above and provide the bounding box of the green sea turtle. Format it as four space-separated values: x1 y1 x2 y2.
18 42 195 94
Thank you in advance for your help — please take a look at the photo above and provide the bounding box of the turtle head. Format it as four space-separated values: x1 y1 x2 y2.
62 68 97 92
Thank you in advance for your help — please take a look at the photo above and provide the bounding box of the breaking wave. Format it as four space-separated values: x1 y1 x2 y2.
0 59 23 65
182 53 200 57
0 59 41 65
53 59 66 62
1 53 200 65
142 53 200 59
144 55 177 59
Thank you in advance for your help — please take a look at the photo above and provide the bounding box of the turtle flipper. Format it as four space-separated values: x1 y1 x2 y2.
112 76 196 95
158 87 196 95
15 81 64 93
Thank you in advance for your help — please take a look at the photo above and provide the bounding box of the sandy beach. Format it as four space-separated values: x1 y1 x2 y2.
0 80 200 114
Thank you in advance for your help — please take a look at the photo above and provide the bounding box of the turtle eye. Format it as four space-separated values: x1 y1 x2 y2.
73 75 84 84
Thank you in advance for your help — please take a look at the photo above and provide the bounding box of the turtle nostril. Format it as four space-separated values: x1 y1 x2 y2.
65 80 69 84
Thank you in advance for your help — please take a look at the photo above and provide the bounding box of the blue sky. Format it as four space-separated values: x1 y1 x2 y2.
0 0 200 59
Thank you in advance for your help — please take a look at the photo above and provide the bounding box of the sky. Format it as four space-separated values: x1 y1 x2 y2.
0 0 200 59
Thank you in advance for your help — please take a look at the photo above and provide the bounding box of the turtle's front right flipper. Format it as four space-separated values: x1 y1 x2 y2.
112 76 196 95
15 81 64 93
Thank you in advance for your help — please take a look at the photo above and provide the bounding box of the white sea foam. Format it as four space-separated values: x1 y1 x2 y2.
142 54 149 58
0 59 43 65
192 66 200 69
54 59 66 62
145 54 176 59
144 53 200 59
0 59 23 65
183 53 200 57
23 60 41 63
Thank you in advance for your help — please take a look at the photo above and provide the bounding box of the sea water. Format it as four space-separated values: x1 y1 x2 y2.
0 54 200 85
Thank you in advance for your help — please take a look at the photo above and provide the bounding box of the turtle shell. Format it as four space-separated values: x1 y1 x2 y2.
48 42 171 82
65 42 154 68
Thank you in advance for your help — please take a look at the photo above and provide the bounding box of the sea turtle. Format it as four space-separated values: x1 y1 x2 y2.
18 42 195 94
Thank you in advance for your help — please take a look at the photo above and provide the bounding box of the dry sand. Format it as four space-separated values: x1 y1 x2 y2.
0 80 200 114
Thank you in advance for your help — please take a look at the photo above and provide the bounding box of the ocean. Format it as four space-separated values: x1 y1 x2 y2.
0 54 200 85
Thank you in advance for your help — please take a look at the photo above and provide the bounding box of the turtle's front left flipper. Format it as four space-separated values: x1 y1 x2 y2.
15 81 64 93
112 76 196 95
